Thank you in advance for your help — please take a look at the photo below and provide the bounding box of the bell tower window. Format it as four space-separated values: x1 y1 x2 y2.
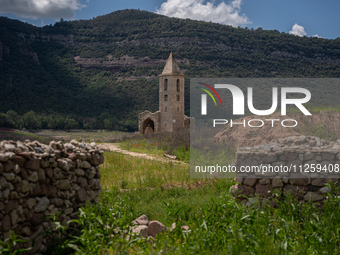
164 95 168 101
164 79 168 91
176 79 180 91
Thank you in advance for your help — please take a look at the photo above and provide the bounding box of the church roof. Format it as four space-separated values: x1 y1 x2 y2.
161 52 184 76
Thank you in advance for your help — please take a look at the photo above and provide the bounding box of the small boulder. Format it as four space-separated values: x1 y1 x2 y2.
132 215 149 226
148 220 166 237
131 225 148 238
320 186 331 194
304 192 324 201
34 197 50 212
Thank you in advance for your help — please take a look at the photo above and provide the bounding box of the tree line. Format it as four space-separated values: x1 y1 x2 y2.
0 110 132 131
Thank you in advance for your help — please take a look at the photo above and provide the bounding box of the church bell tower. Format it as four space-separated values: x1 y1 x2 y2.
159 53 185 132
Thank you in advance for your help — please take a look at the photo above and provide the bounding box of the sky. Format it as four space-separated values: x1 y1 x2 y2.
0 0 339 39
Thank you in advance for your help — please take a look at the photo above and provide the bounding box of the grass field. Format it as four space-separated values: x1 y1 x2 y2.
0 129 49 143
2 128 340 254
100 152 191 189
34 130 132 143
0 128 132 144
23 149 339 255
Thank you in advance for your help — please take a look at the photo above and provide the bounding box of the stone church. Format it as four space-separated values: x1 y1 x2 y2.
138 53 192 134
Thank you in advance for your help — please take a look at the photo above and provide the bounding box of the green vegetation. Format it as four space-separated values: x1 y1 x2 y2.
0 230 31 254
0 129 49 143
34 129 130 143
0 128 130 144
1 9 340 131
119 130 191 162
119 137 169 156
100 152 190 189
40 151 340 254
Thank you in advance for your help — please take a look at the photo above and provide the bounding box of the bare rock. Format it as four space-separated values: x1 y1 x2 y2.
4 144 16 152
24 158 40 170
304 192 324 201
10 209 19 225
5 200 18 214
259 178 271 185
243 175 258 187
230 184 255 198
311 178 325 187
88 179 100 190
148 220 166 237
272 177 283 188
77 177 88 188
234 176 243 184
3 172 15 181
64 143 76 151
26 198 37 209
27 172 38 182
2 215 11 231
54 168 64 179
45 168 53 179
58 180 70 190
50 198 63 207
75 168 85 176
21 226 31 236
263 153 277 163
76 188 87 202
21 180 30 193
320 186 331 194
37 168 45 182
30 213 44 226
132 214 149 226
131 225 148 238
290 173 309 186
70 140 79 147
4 161 16 172
98 155 104 164
46 185 57 198
82 160 91 169
57 159 70 171
2 189 10 199
0 153 9 162
255 183 272 197
34 197 50 212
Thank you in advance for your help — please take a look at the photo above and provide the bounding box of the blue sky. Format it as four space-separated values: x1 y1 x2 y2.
1 0 339 39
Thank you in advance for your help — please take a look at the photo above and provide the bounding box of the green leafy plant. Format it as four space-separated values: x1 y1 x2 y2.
0 230 31 255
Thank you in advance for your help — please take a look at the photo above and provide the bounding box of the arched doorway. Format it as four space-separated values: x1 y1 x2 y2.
142 118 155 134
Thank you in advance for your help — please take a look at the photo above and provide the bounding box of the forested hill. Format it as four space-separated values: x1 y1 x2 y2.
0 9 340 131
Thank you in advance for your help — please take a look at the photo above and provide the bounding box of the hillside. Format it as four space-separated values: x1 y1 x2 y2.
0 9 340 131
214 111 340 147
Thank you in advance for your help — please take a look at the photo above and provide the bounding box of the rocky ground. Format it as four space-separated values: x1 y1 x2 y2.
214 112 340 147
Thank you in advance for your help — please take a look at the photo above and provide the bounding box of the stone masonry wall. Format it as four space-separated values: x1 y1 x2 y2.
0 139 104 254
230 136 340 202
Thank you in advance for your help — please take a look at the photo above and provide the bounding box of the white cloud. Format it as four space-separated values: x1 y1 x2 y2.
312 34 323 38
156 0 251 27
289 23 307 37
0 0 85 19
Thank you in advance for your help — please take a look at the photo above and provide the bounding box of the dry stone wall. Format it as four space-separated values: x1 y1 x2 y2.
231 136 340 202
0 139 104 254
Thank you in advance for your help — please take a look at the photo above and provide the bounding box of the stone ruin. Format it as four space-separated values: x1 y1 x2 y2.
230 135 340 203
0 139 104 254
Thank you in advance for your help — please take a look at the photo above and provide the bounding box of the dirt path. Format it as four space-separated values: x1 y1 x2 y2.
97 143 188 165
